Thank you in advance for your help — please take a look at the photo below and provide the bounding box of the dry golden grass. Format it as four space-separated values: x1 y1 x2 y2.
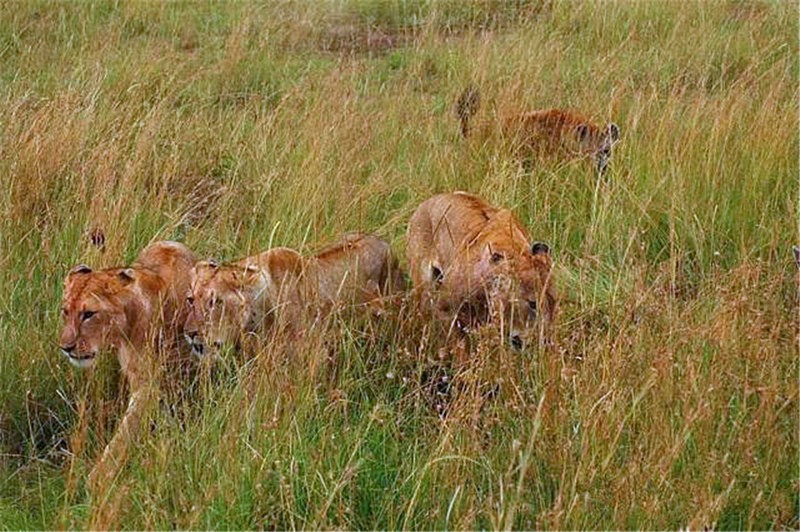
0 1 796 529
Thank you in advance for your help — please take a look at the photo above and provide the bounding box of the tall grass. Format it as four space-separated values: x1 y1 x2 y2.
0 1 797 529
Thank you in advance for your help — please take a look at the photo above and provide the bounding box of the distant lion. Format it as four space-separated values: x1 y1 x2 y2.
407 191 557 349
184 233 405 357
456 86 621 175
58 240 195 489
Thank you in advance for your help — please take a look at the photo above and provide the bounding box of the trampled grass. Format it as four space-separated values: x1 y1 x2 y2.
0 1 797 529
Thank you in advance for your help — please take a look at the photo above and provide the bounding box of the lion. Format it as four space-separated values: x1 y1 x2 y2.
184 232 405 357
456 86 621 175
183 247 305 357
58 240 195 489
406 192 556 349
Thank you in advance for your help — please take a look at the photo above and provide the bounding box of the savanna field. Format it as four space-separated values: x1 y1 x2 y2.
0 1 797 529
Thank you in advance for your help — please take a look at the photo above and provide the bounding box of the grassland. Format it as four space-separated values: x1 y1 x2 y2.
0 1 797 529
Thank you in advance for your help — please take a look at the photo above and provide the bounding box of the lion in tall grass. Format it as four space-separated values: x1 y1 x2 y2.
456 86 621 175
58 240 195 489
184 232 405 357
407 192 556 349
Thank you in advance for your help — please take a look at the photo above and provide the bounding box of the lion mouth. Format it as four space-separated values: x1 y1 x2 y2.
184 333 207 358
187 338 205 358
61 350 97 368
455 300 489 332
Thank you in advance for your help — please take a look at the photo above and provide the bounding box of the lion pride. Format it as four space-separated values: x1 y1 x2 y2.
407 192 556 349
184 232 405 357
456 86 621 175
58 240 195 489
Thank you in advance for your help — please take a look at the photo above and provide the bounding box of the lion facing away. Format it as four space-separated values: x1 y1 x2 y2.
456 86 621 175
58 240 195 489
184 232 405 357
407 192 556 349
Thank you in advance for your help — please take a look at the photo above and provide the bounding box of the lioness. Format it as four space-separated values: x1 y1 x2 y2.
184 232 404 357
58 240 195 488
456 86 621 175
407 192 556 349
184 247 305 357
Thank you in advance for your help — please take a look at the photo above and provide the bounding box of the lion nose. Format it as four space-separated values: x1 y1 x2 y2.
509 333 523 351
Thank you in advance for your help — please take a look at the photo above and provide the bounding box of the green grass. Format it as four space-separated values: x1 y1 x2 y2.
0 0 797 529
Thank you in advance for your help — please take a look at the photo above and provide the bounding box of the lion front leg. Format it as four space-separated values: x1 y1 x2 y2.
88 382 157 494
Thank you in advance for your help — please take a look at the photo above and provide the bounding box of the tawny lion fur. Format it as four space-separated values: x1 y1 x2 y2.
406 192 556 349
58 240 195 490
184 232 405 357
456 86 620 174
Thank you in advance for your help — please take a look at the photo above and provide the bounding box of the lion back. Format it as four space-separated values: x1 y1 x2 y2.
134 240 197 329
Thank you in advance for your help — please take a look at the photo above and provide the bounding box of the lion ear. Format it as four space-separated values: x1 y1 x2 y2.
69 264 92 275
118 268 136 284
531 242 550 256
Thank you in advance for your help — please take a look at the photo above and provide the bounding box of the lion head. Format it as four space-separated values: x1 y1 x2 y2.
437 210 557 350
184 249 304 358
577 122 620 175
483 241 556 350
59 265 140 368
184 260 258 358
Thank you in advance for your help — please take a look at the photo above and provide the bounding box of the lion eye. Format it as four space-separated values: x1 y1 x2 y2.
186 295 194 305
528 300 538 316
80 311 96 321
491 252 505 263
